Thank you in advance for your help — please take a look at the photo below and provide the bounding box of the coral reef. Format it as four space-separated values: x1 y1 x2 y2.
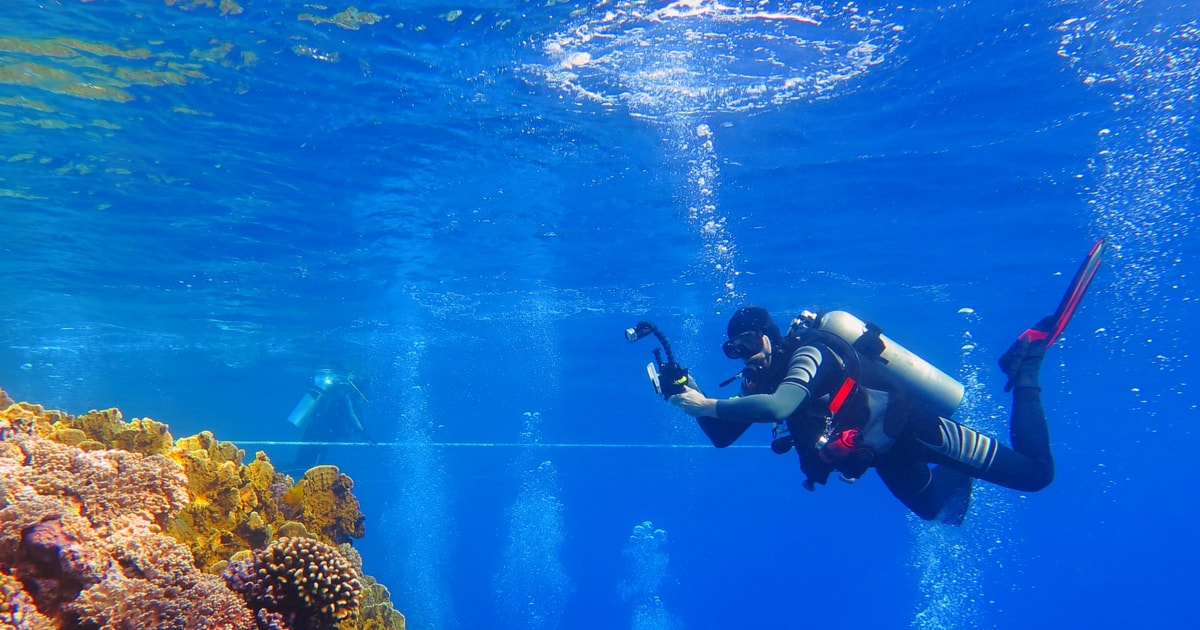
1 387 405 630
0 430 256 629
1 571 54 629
6 399 365 569
224 536 362 630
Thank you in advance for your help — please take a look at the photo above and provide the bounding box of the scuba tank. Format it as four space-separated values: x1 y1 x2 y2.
789 310 964 417
288 369 339 429
287 369 368 429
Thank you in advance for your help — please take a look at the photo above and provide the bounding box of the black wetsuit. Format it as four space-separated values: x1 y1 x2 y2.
696 339 1053 523
287 383 371 473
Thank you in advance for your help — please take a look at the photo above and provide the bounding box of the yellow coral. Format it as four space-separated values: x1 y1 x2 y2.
242 451 276 490
48 427 87 446
0 400 60 437
30 405 175 456
293 465 366 544
112 416 174 455
348 577 407 630
68 408 127 444
277 520 315 539
166 432 265 570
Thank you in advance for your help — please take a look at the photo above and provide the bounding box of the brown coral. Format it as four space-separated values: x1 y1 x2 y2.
0 571 55 629
0 433 256 629
224 536 362 630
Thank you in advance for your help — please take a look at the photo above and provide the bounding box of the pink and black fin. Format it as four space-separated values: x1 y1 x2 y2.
1018 238 1107 348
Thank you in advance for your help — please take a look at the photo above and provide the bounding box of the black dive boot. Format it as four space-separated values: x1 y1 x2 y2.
999 316 1051 392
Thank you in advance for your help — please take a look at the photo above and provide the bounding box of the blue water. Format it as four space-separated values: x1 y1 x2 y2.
2 1 1197 628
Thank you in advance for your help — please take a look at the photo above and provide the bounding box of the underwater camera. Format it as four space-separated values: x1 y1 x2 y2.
625 321 688 400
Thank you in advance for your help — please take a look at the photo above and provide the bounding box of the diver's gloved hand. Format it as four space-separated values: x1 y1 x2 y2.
999 338 1047 392
657 362 689 399
670 387 716 418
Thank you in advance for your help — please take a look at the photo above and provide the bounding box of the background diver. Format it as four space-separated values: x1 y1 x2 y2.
631 239 1104 524
284 368 372 472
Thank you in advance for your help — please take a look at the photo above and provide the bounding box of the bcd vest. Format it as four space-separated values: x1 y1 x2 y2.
770 329 923 487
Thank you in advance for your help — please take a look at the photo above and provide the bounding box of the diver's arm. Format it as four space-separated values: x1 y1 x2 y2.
714 381 810 423
671 344 824 424
695 415 752 448
671 378 751 447
671 381 810 423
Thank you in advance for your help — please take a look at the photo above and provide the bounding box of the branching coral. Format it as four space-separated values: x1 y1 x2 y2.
224 537 363 630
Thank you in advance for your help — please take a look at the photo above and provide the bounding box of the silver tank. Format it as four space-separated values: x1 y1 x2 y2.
810 310 964 417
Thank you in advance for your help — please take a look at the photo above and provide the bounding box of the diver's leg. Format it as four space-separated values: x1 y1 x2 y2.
930 465 973 526
910 337 1054 492
874 456 973 524
286 417 334 474
915 415 1052 492
915 416 1053 492
875 459 941 521
995 337 1054 489
1000 339 1053 468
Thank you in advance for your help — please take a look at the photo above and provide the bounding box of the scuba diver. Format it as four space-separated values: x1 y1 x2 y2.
629 240 1104 524
284 369 372 472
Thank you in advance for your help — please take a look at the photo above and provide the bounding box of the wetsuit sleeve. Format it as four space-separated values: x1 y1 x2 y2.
687 378 752 447
714 345 824 424
695 415 752 448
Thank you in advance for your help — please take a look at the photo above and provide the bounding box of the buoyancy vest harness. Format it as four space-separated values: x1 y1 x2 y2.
770 315 930 488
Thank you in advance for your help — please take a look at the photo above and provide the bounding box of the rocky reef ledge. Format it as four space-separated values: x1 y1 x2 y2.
0 386 404 630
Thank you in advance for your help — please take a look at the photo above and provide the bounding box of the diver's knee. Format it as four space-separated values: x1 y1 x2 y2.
1018 464 1054 492
914 508 939 521
1032 466 1054 491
